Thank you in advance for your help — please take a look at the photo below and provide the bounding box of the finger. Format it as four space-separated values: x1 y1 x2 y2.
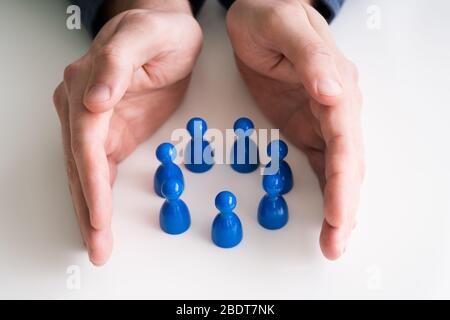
316 94 363 256
70 104 113 230
82 48 133 113
70 169 113 266
319 219 350 260
270 4 344 105
83 13 187 112
54 83 113 265
324 134 361 227
322 98 363 221
65 64 113 230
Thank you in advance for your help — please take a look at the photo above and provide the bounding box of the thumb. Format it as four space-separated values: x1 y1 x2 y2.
83 13 169 112
272 6 344 106
83 47 134 112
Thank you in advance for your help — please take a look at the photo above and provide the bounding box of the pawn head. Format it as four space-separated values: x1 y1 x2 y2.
186 117 207 137
161 179 183 200
267 139 288 160
233 117 254 136
215 191 237 213
156 143 176 164
263 174 284 195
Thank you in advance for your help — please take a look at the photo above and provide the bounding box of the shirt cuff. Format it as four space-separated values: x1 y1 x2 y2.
70 0 206 38
314 0 345 23
190 0 206 16
70 0 105 36
218 0 345 24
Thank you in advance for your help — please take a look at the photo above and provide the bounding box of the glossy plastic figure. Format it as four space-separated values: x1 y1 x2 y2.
184 117 214 173
154 143 184 198
266 139 293 194
159 179 191 235
231 117 259 173
258 174 289 230
211 191 243 248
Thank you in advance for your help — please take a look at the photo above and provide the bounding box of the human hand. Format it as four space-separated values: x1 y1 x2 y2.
53 1 202 265
226 0 364 260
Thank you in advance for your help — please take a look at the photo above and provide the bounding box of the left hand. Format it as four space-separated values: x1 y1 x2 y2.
53 4 202 265
226 0 364 260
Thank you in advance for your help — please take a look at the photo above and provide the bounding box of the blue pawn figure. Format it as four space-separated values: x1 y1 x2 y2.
258 174 289 230
159 179 191 235
154 143 184 198
211 191 243 248
231 117 259 173
184 117 214 173
266 139 293 194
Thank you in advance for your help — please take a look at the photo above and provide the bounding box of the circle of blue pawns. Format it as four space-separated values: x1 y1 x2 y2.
159 118 289 249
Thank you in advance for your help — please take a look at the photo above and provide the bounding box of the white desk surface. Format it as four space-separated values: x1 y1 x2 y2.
0 0 449 299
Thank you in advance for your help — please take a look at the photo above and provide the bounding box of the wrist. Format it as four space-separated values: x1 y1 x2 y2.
103 0 193 20
125 0 192 13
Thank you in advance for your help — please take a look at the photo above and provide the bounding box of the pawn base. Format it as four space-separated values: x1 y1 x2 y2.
257 196 289 230
185 162 214 173
230 162 259 174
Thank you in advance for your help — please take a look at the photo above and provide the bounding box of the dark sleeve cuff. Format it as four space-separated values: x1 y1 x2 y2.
314 0 345 23
70 0 105 37
190 0 206 16
217 0 234 10
70 0 206 38
218 0 345 24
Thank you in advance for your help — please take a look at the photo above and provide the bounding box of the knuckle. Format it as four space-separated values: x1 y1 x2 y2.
259 3 295 36
63 62 80 83
266 3 294 24
95 44 127 67
301 41 332 60
329 134 351 153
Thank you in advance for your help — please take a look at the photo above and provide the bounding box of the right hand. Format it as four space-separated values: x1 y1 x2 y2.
226 0 364 260
53 8 203 265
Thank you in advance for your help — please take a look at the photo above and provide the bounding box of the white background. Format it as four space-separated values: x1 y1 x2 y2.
0 0 449 299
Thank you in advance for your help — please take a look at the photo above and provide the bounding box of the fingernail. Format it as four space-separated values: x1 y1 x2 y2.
86 84 111 103
317 79 343 96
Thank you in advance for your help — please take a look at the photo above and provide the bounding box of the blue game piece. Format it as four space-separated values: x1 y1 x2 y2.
159 179 191 235
211 191 243 248
154 143 184 198
266 139 293 194
258 174 289 230
184 117 214 173
231 117 259 173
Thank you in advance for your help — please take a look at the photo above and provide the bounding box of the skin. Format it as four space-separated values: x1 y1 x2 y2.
53 0 364 265
226 0 365 259
53 0 202 265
